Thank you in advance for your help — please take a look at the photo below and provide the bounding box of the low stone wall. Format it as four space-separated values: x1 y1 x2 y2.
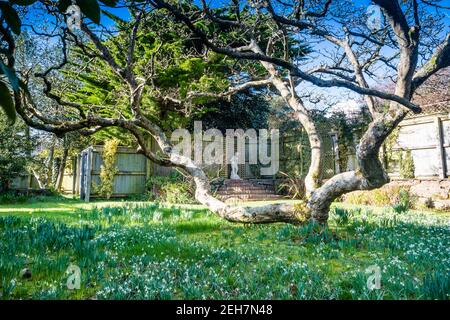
387 178 450 210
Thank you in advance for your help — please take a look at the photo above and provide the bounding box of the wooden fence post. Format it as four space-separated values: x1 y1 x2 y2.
84 147 93 202
76 154 81 195
71 157 76 195
331 132 340 174
435 116 447 179
28 173 33 190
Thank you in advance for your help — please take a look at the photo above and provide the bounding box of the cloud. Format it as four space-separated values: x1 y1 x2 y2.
329 100 363 117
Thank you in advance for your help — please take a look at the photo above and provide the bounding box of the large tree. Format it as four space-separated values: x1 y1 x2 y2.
2 0 450 224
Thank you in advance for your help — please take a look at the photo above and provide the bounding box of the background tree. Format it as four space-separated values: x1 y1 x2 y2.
411 69 450 106
0 116 34 192
0 0 119 122
191 91 271 132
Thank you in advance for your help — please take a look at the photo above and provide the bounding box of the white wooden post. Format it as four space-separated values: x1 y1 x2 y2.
84 147 93 202
72 157 77 195
331 132 340 174
77 154 81 195
435 116 447 179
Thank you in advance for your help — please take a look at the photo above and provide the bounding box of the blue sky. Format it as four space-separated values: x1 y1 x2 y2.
97 0 449 108
24 0 450 109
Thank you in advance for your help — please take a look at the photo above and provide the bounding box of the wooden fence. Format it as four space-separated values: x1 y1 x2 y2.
10 166 75 192
390 111 449 179
279 126 337 179
77 146 150 201
332 110 450 179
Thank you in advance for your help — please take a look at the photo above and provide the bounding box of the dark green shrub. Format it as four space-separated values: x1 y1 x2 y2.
0 189 61 204
0 117 35 192
392 202 409 214
400 149 415 179
0 191 27 204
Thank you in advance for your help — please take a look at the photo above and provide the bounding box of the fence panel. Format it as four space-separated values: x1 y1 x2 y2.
394 113 449 178
80 146 148 199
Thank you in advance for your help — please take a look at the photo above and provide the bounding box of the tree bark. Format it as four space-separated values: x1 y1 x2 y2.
32 169 47 190
46 135 56 186
55 147 69 192
308 109 407 222
307 0 421 222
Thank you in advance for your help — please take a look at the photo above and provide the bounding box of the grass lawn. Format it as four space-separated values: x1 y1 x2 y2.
0 198 449 300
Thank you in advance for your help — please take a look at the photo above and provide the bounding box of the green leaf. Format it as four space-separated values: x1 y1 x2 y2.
10 0 38 5
78 0 101 24
0 3 21 35
99 0 118 7
0 80 16 123
0 62 19 92
57 0 71 12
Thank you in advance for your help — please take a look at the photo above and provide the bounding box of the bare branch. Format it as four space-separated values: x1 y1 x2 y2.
412 33 450 90
151 0 422 113
80 23 128 81
186 78 273 99
420 0 450 10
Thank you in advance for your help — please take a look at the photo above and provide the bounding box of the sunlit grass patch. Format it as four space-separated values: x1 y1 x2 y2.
0 200 448 300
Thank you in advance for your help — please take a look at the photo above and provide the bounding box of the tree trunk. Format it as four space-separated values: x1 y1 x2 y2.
307 101 412 222
46 135 56 186
55 147 69 192
271 77 323 196
144 100 415 225
0 179 9 193
134 69 412 225
250 42 323 196
31 169 47 189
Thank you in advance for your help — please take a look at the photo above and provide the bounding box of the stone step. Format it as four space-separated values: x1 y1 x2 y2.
219 191 274 195
223 182 260 188
223 179 273 185
217 179 281 202
221 182 275 187
217 189 276 195
221 194 284 201
223 187 270 190
223 186 275 191
221 194 282 199
217 192 279 197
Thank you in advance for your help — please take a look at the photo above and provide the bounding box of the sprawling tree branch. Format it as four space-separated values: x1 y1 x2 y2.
412 33 450 90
